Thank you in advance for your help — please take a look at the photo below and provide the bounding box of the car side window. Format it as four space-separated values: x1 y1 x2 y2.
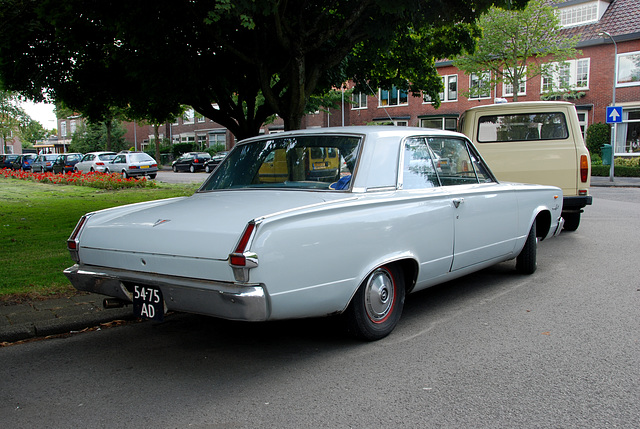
114 155 125 163
402 138 440 189
426 137 483 186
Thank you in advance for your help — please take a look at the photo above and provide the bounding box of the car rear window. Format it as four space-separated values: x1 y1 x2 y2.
477 112 569 143
130 153 154 163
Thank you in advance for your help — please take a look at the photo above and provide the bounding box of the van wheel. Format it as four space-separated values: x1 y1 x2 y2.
563 212 580 232
346 265 405 341
516 222 537 274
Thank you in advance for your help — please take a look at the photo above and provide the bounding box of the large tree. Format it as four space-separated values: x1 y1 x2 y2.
0 0 526 139
453 0 579 101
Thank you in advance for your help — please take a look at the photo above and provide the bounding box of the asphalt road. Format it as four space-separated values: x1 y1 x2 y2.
1 186 638 428
155 168 209 185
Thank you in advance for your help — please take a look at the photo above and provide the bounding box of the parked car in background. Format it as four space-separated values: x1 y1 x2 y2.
1 154 20 169
172 152 212 173
204 151 228 173
105 151 158 179
11 153 37 171
74 151 117 173
64 126 564 341
32 153 60 172
52 153 83 174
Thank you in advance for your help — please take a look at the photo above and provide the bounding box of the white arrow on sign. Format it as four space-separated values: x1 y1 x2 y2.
609 108 621 122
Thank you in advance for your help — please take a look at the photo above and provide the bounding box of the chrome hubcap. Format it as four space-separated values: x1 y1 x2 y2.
365 268 395 323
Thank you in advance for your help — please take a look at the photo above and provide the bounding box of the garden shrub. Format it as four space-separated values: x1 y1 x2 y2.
585 122 611 155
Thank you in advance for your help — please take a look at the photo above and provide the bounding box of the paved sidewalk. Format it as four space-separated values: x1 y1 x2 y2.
1 175 638 345
0 293 134 344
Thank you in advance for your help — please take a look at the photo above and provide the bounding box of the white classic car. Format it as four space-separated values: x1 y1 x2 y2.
64 126 564 340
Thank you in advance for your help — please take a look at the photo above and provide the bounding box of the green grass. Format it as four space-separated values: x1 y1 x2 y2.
0 178 198 298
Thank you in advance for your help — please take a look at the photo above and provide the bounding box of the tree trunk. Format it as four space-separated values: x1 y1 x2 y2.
105 119 112 151
154 125 161 168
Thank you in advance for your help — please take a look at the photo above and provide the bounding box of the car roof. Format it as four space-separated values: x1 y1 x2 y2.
237 125 468 146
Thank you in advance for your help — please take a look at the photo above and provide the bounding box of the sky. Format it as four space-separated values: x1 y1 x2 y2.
20 100 57 129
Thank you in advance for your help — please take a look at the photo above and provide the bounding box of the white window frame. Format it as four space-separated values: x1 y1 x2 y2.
183 109 195 125
542 58 590 92
502 68 526 97
617 51 640 88
424 75 458 103
378 86 408 107
351 92 368 109
558 2 599 27
469 72 491 100
61 122 67 137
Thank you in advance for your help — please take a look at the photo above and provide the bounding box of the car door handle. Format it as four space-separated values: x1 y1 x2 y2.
452 198 464 208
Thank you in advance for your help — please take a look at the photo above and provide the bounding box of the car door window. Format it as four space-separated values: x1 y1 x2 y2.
402 138 440 189
426 137 491 186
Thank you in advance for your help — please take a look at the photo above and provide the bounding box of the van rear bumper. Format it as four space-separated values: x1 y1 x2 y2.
563 195 593 211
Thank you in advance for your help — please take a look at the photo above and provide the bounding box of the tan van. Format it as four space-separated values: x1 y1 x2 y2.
459 101 592 231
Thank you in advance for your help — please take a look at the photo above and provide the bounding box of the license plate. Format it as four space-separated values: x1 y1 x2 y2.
140 165 149 169
132 285 164 321
313 162 327 170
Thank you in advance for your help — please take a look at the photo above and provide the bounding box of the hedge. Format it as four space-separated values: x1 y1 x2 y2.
591 165 640 177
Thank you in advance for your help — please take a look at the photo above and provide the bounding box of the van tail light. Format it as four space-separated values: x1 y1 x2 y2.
67 214 91 262
229 222 259 282
580 155 589 183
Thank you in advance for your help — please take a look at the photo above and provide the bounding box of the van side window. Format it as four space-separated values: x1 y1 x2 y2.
477 112 569 143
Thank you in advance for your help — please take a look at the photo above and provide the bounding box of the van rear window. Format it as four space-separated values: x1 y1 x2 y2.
477 112 568 143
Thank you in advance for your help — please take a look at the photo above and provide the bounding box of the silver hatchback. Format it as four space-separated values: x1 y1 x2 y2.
105 152 158 179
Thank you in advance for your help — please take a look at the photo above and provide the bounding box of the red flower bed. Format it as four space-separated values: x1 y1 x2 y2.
1 168 156 190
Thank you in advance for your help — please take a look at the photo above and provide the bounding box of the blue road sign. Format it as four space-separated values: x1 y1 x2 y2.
606 106 623 123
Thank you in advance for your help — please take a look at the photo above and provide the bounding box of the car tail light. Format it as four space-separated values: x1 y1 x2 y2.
229 222 259 282
96 162 104 166
580 155 589 183
67 214 91 262
151 164 157 168
194 159 200 163
129 165 137 170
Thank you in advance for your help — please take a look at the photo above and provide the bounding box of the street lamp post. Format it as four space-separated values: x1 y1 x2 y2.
599 31 617 182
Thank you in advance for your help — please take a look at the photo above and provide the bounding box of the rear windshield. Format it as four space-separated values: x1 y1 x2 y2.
477 112 569 143
130 153 154 163
200 135 361 191
99 154 116 161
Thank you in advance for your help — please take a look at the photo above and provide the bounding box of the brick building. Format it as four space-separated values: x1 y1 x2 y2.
339 0 640 155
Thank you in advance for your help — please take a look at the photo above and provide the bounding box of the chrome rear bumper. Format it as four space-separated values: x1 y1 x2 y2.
63 264 269 321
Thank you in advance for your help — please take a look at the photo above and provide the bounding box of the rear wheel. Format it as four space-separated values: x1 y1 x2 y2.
205 165 211 173
172 165 178 172
121 170 128 179
346 265 405 341
148 173 156 179
104 168 110 174
189 165 195 173
516 222 537 274
563 212 581 232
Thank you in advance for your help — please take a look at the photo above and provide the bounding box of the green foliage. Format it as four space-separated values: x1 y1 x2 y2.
591 165 640 177
172 142 194 158
18 117 47 146
454 0 579 101
591 153 602 165
0 0 524 139
69 120 128 153
585 122 611 155
615 157 640 167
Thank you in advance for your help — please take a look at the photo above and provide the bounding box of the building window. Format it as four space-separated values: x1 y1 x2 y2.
502 68 526 97
420 117 457 131
61 122 67 137
469 72 491 99
183 109 195 124
542 58 590 92
208 131 226 148
379 86 408 106
70 120 77 135
577 111 588 140
196 112 206 123
351 92 368 109
424 75 458 103
558 3 598 27
617 51 640 87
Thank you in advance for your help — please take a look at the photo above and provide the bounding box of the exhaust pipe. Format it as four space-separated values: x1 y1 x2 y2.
103 298 129 309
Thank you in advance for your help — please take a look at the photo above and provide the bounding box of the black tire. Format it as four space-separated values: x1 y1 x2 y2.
563 212 580 232
104 168 110 174
148 173 156 179
516 222 537 274
346 264 405 341
172 165 178 172
205 165 211 173
90 167 95 173
189 165 195 173
121 170 128 179
40 167 44 173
